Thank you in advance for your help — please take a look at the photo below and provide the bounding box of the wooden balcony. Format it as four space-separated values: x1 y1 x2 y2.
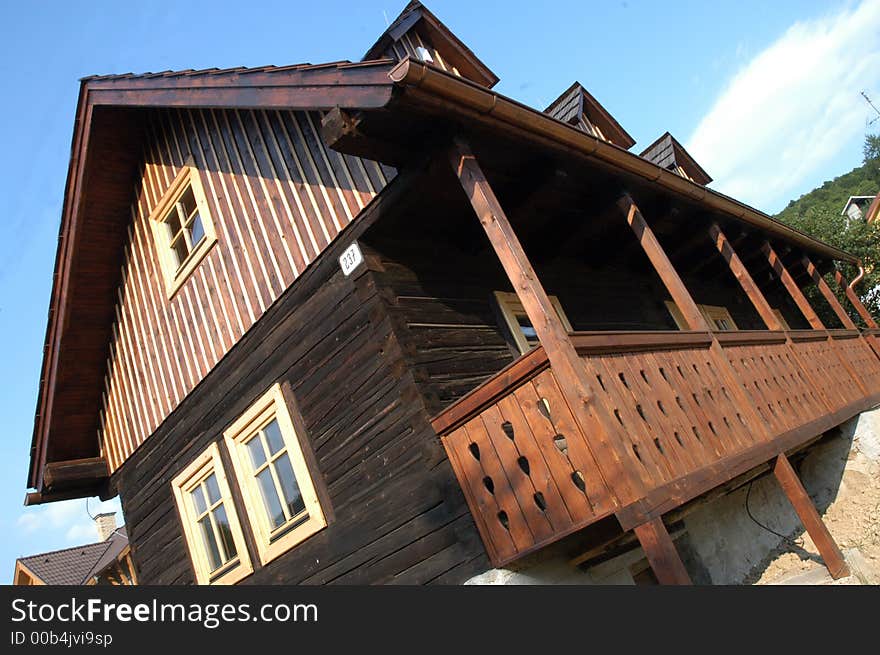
431 329 880 567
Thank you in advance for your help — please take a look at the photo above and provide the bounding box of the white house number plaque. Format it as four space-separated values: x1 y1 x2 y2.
339 242 364 277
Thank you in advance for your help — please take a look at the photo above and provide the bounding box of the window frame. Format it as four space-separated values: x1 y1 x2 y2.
148 157 217 299
771 308 791 330
494 291 574 355
223 383 328 565
171 443 253 585
665 300 739 331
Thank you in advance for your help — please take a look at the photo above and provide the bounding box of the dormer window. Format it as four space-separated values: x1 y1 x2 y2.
149 158 217 298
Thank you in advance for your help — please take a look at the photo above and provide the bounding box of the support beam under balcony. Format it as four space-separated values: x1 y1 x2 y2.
773 453 849 579
632 518 692 585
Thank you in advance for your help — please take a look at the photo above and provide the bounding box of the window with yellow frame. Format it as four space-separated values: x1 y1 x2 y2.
223 383 328 565
665 300 738 331
148 157 217 298
494 291 574 355
171 443 252 585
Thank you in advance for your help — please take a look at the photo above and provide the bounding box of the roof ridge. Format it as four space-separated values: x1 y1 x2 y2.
18 538 109 563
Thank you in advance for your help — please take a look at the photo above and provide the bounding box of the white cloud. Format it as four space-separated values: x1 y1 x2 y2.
687 0 880 212
16 498 122 546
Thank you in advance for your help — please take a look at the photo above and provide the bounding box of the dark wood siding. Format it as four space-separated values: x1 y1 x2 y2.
361 229 803 417
115 225 488 585
100 108 394 471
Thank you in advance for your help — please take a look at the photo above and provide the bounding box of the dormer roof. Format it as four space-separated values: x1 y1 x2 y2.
640 131 712 186
544 82 635 149
363 1 499 88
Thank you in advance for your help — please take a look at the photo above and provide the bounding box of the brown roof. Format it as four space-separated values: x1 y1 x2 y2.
545 82 636 149
17 528 128 585
640 131 712 186
362 1 498 88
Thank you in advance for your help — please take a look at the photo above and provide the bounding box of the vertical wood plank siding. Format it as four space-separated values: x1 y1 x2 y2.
99 109 393 472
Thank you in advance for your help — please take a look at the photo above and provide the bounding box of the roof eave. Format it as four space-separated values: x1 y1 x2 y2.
387 58 858 264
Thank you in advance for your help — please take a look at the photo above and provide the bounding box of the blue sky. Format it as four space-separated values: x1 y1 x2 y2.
1 0 878 582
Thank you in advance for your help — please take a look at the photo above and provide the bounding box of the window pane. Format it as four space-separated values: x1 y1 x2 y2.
204 473 221 505
165 209 182 236
263 419 285 455
212 504 237 561
246 436 267 469
190 485 207 515
189 212 205 245
198 516 222 571
180 186 198 217
516 315 538 345
256 468 286 529
273 453 306 518
171 236 189 268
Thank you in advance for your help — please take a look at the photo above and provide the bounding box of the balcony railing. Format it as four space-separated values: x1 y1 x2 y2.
431 329 880 567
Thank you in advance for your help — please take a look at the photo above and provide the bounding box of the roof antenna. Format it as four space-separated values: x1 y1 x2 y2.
862 91 880 128
383 10 390 27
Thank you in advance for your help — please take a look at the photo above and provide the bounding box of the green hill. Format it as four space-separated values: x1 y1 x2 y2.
772 138 880 320
776 164 878 226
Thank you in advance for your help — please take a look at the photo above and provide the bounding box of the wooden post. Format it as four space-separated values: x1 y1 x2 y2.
709 228 843 412
833 270 878 329
620 195 709 331
619 196 771 443
709 224 783 330
633 518 692 585
762 242 825 329
773 454 849 579
802 256 857 329
447 136 639 510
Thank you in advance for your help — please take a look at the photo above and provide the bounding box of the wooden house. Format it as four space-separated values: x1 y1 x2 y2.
25 1 880 585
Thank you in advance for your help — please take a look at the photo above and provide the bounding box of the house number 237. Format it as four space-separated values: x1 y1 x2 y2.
339 242 364 277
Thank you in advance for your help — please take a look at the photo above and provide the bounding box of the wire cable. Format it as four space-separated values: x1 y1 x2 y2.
745 480 801 548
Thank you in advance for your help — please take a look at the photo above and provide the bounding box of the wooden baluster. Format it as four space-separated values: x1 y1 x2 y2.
799 255 870 395
711 227 838 413
620 196 770 444
773 453 849 579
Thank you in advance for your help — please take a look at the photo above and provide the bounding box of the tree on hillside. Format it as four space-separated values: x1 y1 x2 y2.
774 133 880 322
865 133 880 168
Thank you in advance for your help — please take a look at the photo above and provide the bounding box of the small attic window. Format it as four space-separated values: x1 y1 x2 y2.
149 157 217 298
